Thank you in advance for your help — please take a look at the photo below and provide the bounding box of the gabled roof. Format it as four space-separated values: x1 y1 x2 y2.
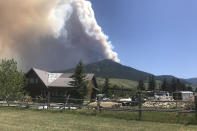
33 68 49 86
49 78 73 87
49 73 95 88
60 73 73 78
28 68 94 88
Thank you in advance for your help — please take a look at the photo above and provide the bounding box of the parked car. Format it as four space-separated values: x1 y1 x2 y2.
119 98 132 106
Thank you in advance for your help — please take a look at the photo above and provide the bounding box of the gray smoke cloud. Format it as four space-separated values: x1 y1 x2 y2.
0 0 119 71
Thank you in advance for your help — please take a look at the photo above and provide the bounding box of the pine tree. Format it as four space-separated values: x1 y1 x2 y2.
170 78 177 92
176 79 181 91
187 86 193 91
148 75 156 91
69 61 87 100
102 77 110 97
179 81 186 91
161 79 168 91
137 80 145 91
181 83 187 91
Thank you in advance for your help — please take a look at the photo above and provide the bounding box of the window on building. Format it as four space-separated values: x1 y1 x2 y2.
55 91 58 96
51 92 55 97
28 77 39 84
29 78 34 84
35 78 39 84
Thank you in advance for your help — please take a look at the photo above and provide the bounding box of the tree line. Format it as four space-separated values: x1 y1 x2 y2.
137 75 193 93
99 75 194 99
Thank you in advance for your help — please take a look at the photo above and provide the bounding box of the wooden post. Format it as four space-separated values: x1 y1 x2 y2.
195 96 197 120
97 96 101 113
22 96 25 108
64 95 70 110
47 90 50 109
176 100 178 109
63 95 66 110
5 96 9 107
138 93 142 120
7 100 9 107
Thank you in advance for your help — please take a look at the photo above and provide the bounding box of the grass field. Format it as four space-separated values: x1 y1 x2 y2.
0 108 197 131
97 77 138 89
96 77 162 90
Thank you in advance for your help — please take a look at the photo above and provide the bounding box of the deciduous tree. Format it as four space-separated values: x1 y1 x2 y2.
0 59 25 101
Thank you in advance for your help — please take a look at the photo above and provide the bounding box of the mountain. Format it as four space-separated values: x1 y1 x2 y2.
156 75 177 81
65 59 153 81
156 75 190 85
185 78 197 86
83 59 154 81
55 59 195 85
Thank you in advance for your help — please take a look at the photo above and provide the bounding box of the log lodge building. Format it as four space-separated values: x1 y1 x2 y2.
25 68 98 100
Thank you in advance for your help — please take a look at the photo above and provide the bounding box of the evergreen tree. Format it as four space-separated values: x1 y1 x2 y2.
102 77 110 97
187 86 193 91
170 78 177 92
168 78 187 92
120 86 124 97
111 85 118 98
180 82 186 91
69 61 88 100
161 79 168 91
137 80 145 91
176 79 182 91
148 75 156 91
182 84 187 91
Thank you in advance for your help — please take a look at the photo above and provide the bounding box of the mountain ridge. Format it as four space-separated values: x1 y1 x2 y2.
54 59 196 85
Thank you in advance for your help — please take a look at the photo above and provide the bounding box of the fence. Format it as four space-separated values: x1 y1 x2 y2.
98 94 197 120
0 94 197 121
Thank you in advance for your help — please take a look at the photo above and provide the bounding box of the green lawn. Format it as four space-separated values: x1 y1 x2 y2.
0 108 197 131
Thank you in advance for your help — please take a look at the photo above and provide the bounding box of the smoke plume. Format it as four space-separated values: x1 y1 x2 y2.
0 0 119 71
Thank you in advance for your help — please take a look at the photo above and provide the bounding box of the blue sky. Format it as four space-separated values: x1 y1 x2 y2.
89 0 197 78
